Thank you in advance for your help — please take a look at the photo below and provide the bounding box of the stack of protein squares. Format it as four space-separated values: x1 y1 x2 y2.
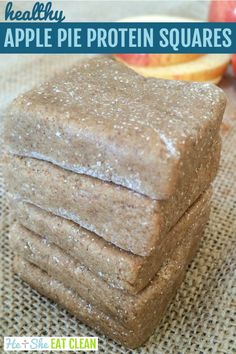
4 57 226 349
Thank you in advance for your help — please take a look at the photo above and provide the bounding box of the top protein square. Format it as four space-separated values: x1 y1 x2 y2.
4 56 226 199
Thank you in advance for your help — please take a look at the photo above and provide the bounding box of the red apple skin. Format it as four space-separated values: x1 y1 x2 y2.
208 0 236 22
115 54 149 66
114 54 203 67
208 0 236 77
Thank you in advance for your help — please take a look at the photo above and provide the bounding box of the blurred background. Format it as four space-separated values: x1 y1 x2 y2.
0 0 235 114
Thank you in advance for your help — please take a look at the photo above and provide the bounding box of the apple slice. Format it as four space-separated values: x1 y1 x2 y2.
115 15 203 66
114 53 203 67
209 75 223 84
208 1 236 78
124 54 231 82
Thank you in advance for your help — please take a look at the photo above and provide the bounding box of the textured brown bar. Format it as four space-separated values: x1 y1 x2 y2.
5 138 219 256
13 222 202 349
10 212 207 330
4 57 226 199
12 188 211 294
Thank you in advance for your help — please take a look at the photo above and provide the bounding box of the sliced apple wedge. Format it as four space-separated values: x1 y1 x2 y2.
209 75 223 84
124 54 231 82
114 53 203 67
115 15 231 82
115 15 203 66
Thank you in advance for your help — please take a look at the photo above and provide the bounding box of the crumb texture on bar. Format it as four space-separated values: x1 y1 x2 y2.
12 187 211 294
4 57 226 199
5 140 219 256
13 219 202 349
